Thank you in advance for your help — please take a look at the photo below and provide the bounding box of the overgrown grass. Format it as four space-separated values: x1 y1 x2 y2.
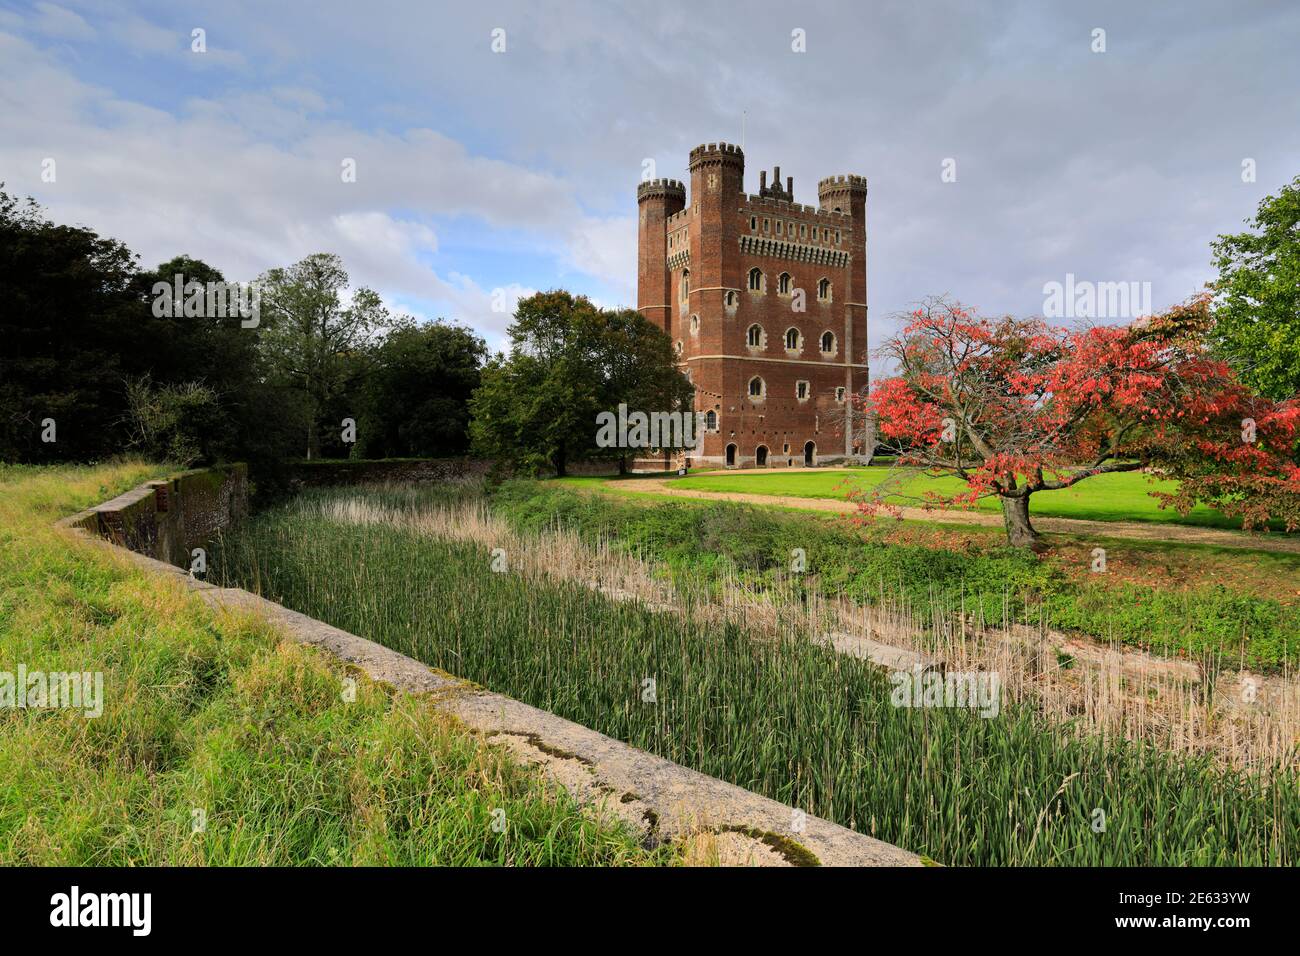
211 485 1300 866
0 462 670 866
493 482 1300 670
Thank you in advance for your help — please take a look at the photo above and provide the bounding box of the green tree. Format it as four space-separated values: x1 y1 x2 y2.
356 321 487 458
256 253 396 458
469 291 691 476
131 254 269 462
1211 175 1300 401
597 305 696 473
136 256 259 395
123 376 222 466
0 187 139 462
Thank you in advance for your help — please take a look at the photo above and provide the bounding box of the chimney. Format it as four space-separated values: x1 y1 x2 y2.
787 175 794 197
759 170 767 190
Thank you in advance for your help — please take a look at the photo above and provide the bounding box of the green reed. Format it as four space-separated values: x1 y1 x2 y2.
211 490 1299 866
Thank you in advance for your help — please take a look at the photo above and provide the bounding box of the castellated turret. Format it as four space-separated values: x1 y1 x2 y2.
636 179 686 331
635 143 869 469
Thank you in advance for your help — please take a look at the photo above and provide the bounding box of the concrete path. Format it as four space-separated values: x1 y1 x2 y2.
609 477 1300 555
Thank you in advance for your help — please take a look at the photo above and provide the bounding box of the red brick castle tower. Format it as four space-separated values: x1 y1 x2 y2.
636 142 868 467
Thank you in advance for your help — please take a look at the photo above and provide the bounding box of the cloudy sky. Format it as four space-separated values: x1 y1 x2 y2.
2 0 1297 356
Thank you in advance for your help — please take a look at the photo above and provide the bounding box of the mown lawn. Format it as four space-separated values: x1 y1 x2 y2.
0 461 671 866
667 467 1254 529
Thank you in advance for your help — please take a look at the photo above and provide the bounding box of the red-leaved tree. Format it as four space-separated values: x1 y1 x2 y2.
861 294 1300 551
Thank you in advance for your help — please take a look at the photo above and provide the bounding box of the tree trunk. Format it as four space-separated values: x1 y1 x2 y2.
1000 494 1046 552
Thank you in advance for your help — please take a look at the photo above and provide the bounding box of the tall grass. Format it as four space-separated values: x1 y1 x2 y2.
316 492 1300 772
212 487 1300 866
0 463 668 866
492 481 1300 671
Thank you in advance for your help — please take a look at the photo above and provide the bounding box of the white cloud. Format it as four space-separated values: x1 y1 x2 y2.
332 211 437 258
27 2 93 41
3 0 1300 363
0 25 629 348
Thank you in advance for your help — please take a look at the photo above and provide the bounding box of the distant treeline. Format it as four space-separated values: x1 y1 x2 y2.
0 185 693 485
0 186 486 479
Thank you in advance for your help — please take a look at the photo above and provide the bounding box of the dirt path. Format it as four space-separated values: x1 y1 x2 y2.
609 477 1300 556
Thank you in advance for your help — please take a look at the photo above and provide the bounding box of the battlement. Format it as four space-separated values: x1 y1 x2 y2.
635 139 869 466
688 141 745 169
817 174 869 197
666 206 694 227
637 178 686 203
743 196 851 221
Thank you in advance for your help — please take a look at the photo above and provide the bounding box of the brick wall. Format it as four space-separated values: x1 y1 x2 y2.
66 463 248 568
638 143 869 468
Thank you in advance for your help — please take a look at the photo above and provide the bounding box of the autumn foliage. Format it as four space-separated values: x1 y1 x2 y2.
862 295 1300 549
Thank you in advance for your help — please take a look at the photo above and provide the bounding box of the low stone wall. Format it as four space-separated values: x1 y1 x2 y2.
287 458 492 488
63 464 248 568
288 458 624 484
563 460 622 477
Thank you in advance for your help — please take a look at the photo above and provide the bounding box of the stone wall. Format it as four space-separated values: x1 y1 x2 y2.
288 457 621 485
63 463 248 568
287 458 492 488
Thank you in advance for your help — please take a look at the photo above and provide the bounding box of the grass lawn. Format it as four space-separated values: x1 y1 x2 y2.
669 467 1262 530
0 461 671 866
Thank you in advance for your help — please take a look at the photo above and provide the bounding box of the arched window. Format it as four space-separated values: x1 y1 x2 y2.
748 268 763 291
785 327 801 350
748 376 764 398
690 314 700 334
724 290 737 307
778 272 791 294
747 324 763 347
705 410 717 431
680 269 690 301
820 331 835 353
817 278 831 300
675 340 683 355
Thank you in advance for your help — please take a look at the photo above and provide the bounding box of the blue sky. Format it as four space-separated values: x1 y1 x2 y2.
2 0 1298 355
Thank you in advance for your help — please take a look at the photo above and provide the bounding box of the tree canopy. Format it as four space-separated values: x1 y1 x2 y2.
354 320 487 458
865 295 1300 549
256 253 396 459
1211 176 1300 402
469 291 692 476
0 187 490 476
